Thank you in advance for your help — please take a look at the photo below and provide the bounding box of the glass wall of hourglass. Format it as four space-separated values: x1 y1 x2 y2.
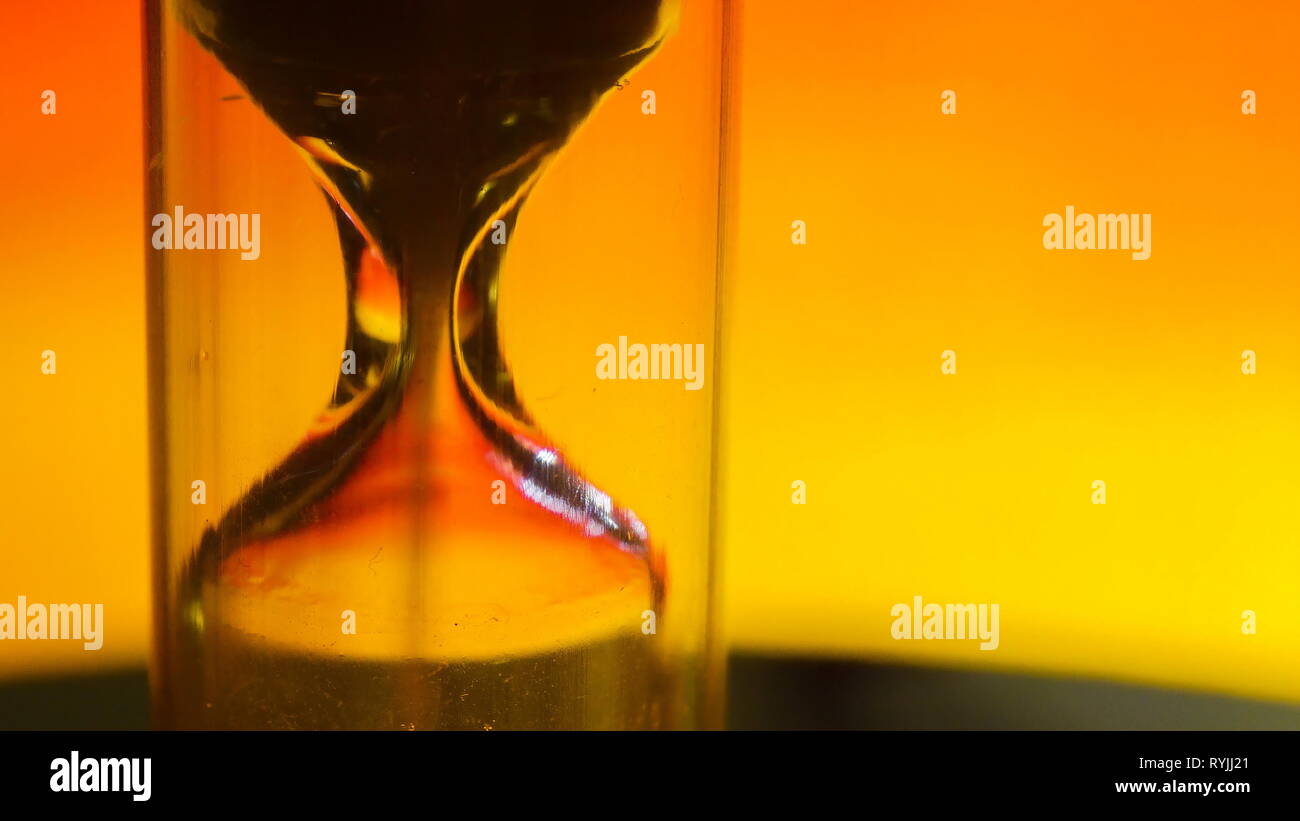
145 0 731 729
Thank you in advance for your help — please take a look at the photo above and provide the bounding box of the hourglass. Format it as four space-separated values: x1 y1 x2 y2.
147 0 728 729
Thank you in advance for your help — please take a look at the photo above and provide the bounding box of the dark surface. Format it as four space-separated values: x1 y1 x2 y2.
726 655 1300 730
3 656 1300 730
0 669 152 730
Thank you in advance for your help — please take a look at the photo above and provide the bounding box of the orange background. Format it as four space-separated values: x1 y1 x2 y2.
1 0 149 673
4 0 1300 705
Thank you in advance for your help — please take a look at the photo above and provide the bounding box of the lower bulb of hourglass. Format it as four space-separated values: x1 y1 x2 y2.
209 349 660 662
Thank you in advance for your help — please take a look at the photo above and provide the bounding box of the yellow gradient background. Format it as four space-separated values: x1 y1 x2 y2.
4 0 1300 706
720 0 1300 702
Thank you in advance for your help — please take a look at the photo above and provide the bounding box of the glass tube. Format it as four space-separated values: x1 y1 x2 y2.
145 0 730 729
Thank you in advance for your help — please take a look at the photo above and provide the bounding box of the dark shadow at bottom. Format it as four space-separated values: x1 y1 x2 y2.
4 655 1300 730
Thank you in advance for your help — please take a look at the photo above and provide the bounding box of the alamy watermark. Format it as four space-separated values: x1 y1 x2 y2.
50 751 150 802
1042 205 1151 261
0 596 103 650
595 336 705 391
891 595 999 650
151 206 261 261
